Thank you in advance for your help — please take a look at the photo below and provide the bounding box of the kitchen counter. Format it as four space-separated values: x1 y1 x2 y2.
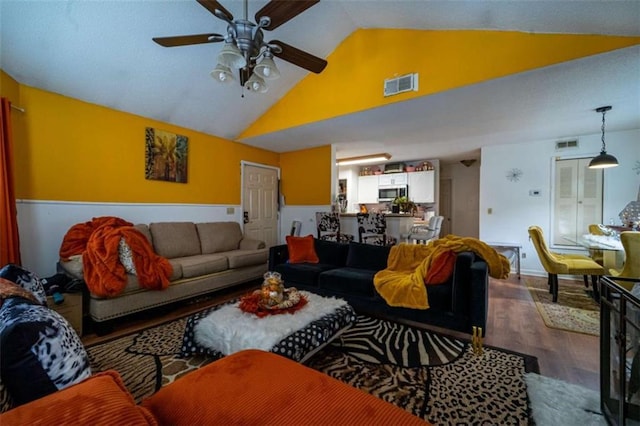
340 214 414 243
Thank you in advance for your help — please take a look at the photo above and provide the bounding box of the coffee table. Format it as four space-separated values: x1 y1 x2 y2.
180 291 355 363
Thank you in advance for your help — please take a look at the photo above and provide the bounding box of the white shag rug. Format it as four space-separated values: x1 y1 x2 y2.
526 373 606 426
194 291 348 355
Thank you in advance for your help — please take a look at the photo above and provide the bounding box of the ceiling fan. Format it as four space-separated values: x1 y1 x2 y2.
153 0 328 93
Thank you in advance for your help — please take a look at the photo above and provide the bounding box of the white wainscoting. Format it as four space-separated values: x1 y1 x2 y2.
16 200 242 277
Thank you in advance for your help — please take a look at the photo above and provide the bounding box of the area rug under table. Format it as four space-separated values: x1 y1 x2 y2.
86 311 539 424
525 276 600 336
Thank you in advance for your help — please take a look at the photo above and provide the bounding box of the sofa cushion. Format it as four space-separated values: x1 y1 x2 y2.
224 249 268 269
149 222 200 259
133 224 153 245
166 259 183 281
318 267 377 297
0 370 157 425
286 235 319 264
346 242 391 271
141 349 424 426
197 222 243 254
0 264 47 305
0 297 91 407
314 239 349 266
425 249 457 285
173 254 228 278
274 263 338 289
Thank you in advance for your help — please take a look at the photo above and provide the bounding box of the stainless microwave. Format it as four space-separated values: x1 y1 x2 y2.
378 185 408 202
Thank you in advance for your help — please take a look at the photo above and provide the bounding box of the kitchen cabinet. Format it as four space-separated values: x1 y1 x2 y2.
408 170 435 203
357 175 379 204
378 173 407 186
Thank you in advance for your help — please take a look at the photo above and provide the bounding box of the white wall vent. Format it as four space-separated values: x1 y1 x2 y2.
555 139 579 150
384 73 419 97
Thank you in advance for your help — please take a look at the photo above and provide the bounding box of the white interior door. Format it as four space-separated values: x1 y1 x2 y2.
242 163 279 248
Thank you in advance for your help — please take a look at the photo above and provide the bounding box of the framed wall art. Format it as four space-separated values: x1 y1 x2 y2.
145 127 188 183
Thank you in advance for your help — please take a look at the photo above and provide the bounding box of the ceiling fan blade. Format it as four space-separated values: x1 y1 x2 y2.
270 40 327 74
255 0 319 31
196 0 234 21
153 33 224 47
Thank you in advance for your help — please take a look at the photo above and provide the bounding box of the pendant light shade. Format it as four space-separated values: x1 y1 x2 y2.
244 73 268 93
588 105 618 169
217 43 246 69
254 51 280 80
588 152 619 169
210 63 234 83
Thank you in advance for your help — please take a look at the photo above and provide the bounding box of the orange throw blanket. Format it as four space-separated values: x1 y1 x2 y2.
59 216 133 261
374 236 511 309
60 216 172 298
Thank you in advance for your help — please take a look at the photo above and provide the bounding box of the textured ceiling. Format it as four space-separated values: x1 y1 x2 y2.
1 1 639 163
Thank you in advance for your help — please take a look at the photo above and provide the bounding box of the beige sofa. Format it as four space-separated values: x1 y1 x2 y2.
59 221 268 328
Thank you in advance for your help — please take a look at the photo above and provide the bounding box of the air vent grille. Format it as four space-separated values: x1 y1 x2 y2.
384 73 419 97
555 140 579 150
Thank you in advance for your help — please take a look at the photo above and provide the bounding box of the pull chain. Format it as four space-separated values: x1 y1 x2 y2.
600 109 606 152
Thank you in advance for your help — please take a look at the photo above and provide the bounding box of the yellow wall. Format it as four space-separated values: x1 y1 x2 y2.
13 85 280 204
241 30 640 139
280 145 332 205
0 70 20 103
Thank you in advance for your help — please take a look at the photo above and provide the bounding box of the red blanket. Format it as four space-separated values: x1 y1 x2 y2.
60 217 172 297
59 216 132 261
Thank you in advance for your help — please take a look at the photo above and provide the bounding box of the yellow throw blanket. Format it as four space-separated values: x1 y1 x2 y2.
373 236 511 309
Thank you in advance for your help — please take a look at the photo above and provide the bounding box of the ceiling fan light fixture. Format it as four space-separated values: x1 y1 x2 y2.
210 63 234 83
245 73 268 93
336 153 392 166
588 105 618 169
217 42 247 69
254 51 280 80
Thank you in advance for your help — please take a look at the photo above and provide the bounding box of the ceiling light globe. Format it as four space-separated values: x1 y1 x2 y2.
217 43 247 69
245 74 268 93
210 63 233 84
254 53 280 80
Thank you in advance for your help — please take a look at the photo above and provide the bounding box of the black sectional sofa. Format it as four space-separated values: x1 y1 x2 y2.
268 239 490 336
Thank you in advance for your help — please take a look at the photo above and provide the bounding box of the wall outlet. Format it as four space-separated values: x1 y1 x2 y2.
226 207 234 214
522 252 526 259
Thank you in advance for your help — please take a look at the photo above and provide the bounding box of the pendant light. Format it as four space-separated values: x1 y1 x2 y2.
588 106 618 169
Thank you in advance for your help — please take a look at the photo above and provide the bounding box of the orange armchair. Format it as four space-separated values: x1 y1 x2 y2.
528 226 604 302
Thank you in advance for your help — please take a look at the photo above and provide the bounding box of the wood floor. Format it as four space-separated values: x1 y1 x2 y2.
81 274 600 392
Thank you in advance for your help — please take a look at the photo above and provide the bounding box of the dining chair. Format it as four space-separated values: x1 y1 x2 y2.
609 231 640 290
356 213 397 246
587 224 605 264
407 215 444 244
528 225 604 302
315 212 354 243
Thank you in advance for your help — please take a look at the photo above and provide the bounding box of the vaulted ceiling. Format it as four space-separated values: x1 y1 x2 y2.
1 1 639 163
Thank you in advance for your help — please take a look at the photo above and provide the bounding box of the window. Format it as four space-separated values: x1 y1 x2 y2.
553 158 603 246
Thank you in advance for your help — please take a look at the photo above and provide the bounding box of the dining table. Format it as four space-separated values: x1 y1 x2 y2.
575 234 625 271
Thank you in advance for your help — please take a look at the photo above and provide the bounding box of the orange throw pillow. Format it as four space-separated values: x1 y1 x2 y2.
425 250 456 285
286 235 319 264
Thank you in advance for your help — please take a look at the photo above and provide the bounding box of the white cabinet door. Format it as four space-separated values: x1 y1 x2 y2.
357 175 379 203
408 171 435 203
378 173 407 186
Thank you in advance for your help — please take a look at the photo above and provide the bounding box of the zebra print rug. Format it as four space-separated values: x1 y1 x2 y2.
86 313 538 424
